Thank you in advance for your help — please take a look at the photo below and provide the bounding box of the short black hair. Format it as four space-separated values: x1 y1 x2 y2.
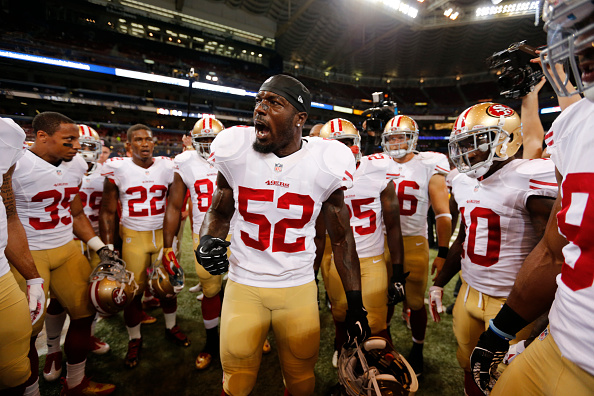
127 124 152 142
32 112 75 136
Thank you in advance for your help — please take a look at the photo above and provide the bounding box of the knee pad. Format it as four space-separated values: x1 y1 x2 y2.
224 370 257 396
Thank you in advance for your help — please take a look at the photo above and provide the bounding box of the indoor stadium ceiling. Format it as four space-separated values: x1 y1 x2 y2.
196 0 547 81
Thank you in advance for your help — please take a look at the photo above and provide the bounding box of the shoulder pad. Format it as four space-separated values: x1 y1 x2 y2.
174 150 195 165
210 126 253 163
514 158 556 177
418 151 450 174
155 156 174 170
103 157 126 169
313 139 356 188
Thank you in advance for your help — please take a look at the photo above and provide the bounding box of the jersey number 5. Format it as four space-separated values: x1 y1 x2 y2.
238 186 314 253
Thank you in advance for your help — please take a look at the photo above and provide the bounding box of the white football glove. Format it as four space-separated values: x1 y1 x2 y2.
503 339 526 365
429 286 444 323
26 278 45 325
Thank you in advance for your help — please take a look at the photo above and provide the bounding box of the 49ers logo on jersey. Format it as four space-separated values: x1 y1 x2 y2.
487 104 514 118
113 289 127 306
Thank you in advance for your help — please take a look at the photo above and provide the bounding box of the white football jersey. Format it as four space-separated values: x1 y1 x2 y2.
546 98 594 376
346 153 400 258
392 152 449 237
13 151 87 251
79 163 104 234
174 150 218 235
452 159 557 297
0 118 26 277
209 127 355 288
101 157 174 231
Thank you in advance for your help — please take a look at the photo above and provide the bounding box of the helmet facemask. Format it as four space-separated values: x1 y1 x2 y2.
192 135 215 160
449 125 510 179
335 135 362 162
79 138 102 174
541 0 594 101
382 130 418 159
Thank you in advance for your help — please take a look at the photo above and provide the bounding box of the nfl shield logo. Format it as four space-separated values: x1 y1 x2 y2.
274 163 283 173
145 171 150 176
56 169 62 176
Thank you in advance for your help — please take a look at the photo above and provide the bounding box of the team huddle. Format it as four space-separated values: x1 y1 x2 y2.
1 1 593 395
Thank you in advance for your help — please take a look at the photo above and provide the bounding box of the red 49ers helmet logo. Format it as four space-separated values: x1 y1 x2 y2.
487 104 514 118
112 289 127 306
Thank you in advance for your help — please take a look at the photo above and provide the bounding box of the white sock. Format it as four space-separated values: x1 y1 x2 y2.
23 378 40 396
204 317 219 330
164 312 176 330
91 312 101 336
127 324 141 340
66 359 86 388
45 310 67 354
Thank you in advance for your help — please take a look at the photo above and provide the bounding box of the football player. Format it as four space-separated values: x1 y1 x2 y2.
196 74 370 396
381 115 452 376
471 2 594 394
42 125 109 383
162 116 225 371
317 118 405 364
0 118 44 395
99 124 190 369
11 112 115 395
430 103 557 396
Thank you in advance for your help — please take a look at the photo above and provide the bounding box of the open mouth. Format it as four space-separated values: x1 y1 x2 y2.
254 120 270 139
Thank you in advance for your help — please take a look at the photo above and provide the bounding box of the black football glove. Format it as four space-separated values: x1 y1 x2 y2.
387 271 409 306
195 235 231 275
344 290 371 348
97 246 118 263
470 327 510 394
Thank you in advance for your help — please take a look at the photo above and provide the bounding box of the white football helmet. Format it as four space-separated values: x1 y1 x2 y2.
320 118 362 162
88 258 139 315
338 337 419 396
192 117 225 160
448 103 522 179
381 115 419 159
78 124 102 173
541 0 594 101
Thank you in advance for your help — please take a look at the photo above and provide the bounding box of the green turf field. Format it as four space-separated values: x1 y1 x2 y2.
39 222 463 395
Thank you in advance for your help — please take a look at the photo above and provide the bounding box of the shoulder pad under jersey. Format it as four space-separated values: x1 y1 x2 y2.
417 151 450 175
174 150 196 166
309 138 356 188
209 126 252 164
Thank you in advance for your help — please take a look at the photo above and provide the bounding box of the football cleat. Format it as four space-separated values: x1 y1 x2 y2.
165 325 191 347
402 307 411 330
125 338 142 368
408 347 424 378
43 351 63 382
196 292 204 301
189 283 202 293
140 311 157 324
142 296 161 310
195 352 213 371
90 336 110 355
60 376 115 396
262 338 272 355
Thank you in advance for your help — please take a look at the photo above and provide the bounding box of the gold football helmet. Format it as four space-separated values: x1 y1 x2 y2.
448 103 522 178
320 118 362 162
192 117 225 160
338 337 419 396
88 259 139 315
147 249 184 300
382 115 419 159
78 124 102 173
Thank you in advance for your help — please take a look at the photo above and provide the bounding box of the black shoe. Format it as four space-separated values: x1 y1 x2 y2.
407 345 424 377
446 303 455 315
